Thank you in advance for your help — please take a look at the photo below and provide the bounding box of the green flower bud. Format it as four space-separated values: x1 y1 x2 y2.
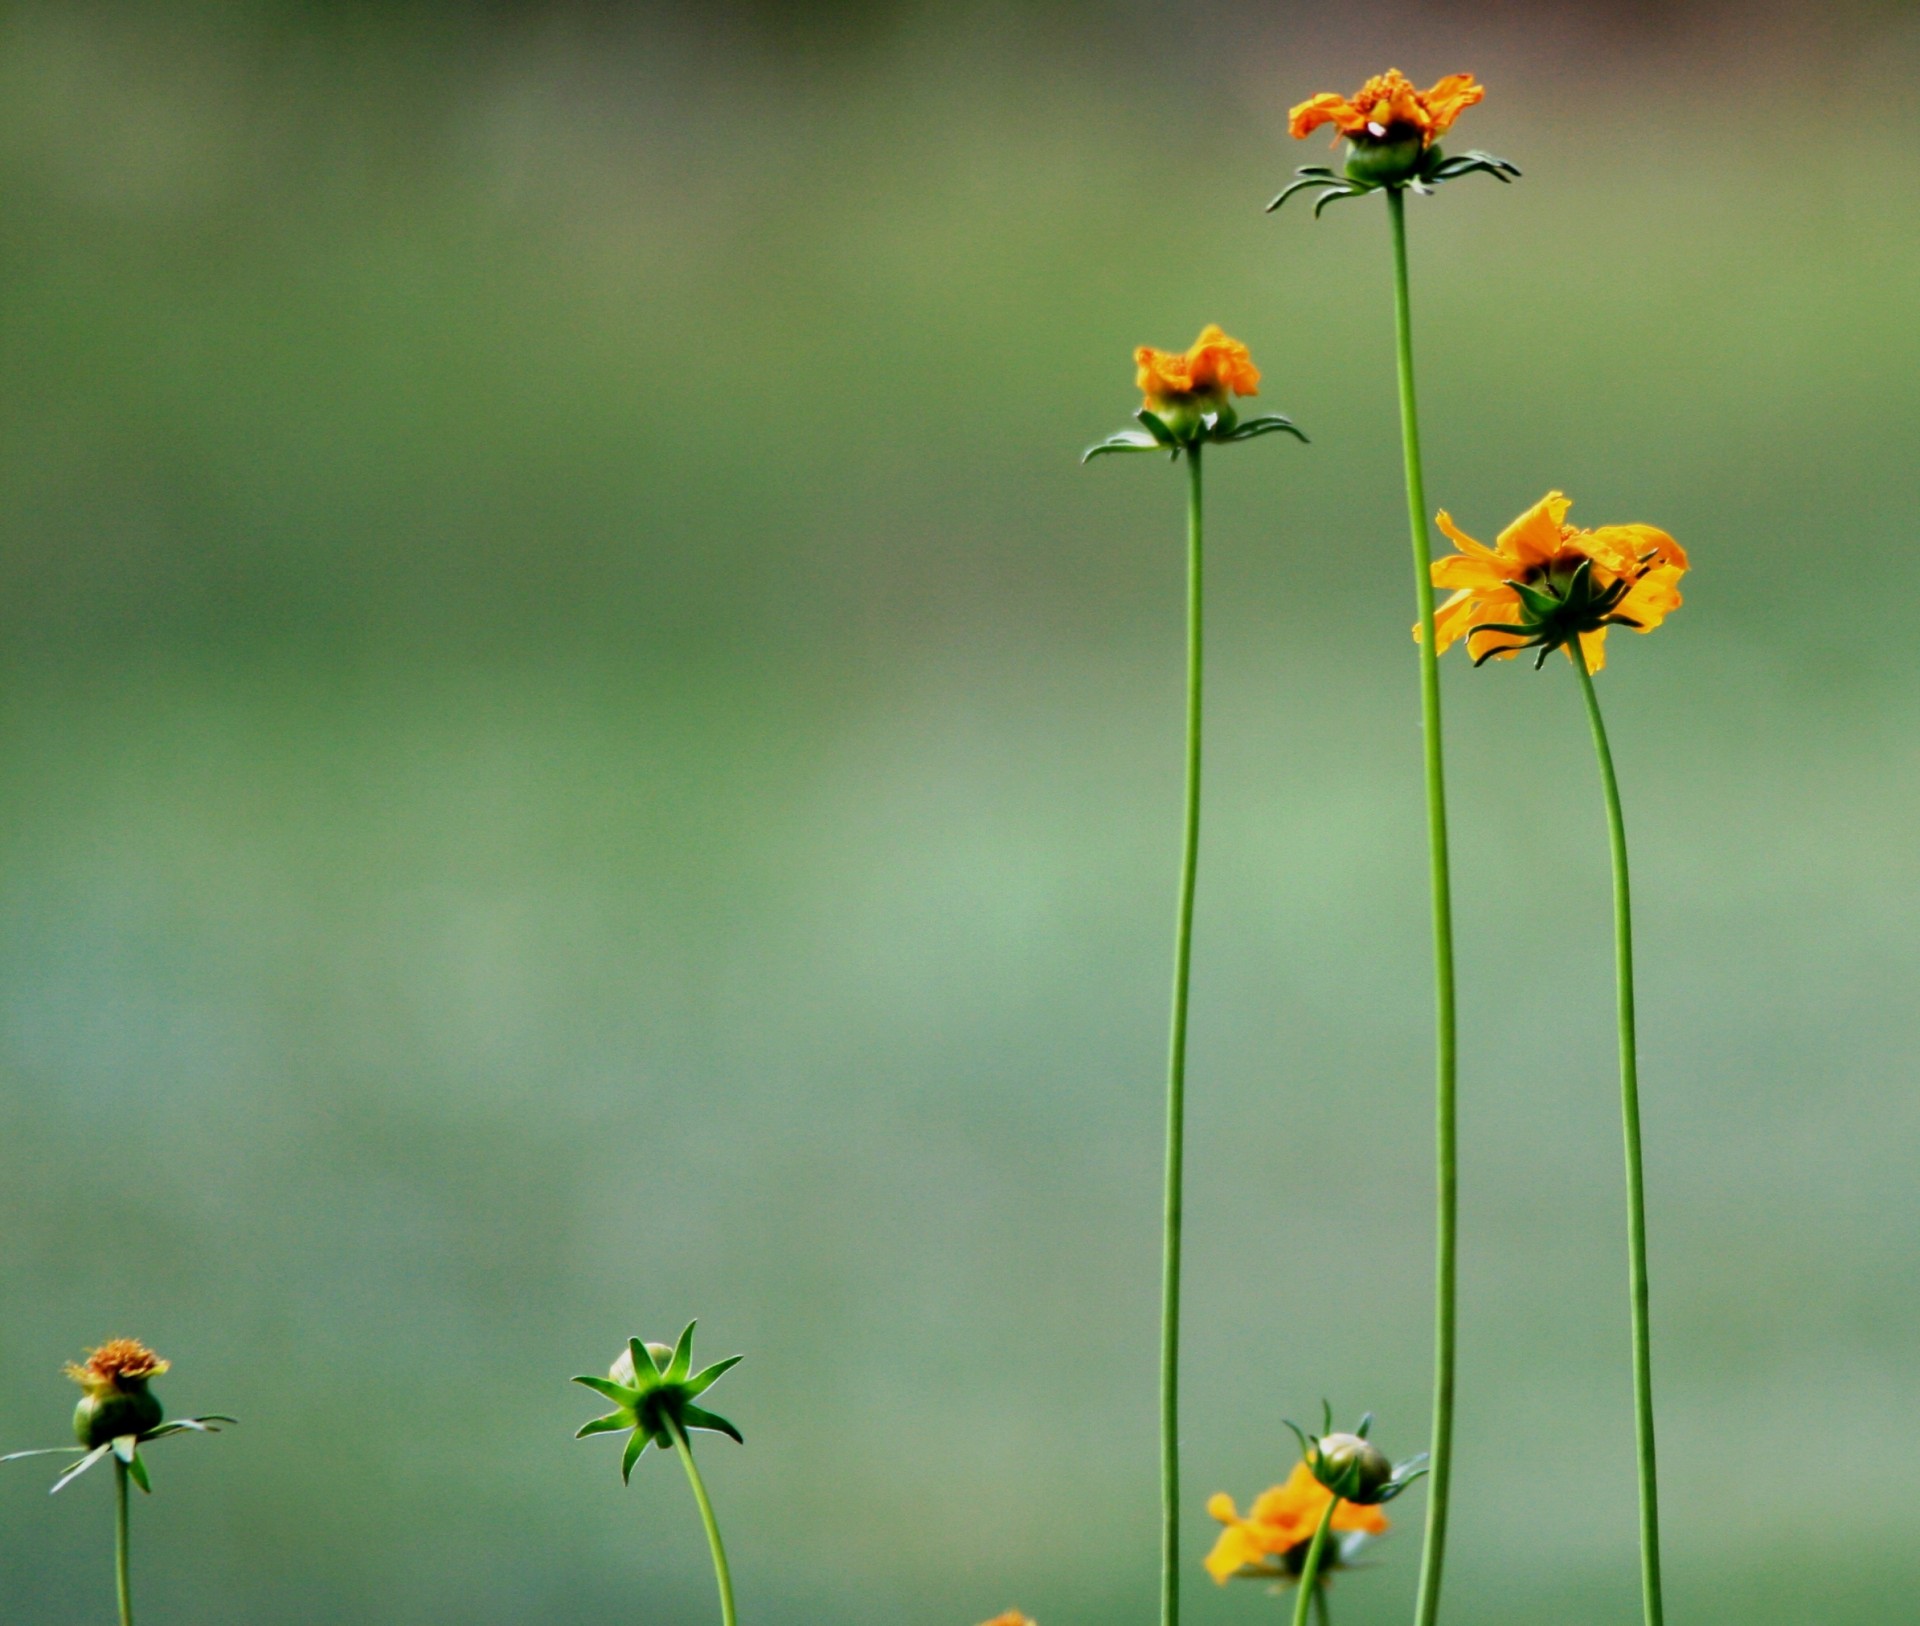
1310 1431 1395 1503
1343 134 1427 187
65 1339 168 1448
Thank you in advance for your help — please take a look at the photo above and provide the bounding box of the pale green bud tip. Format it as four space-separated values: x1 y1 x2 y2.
1310 1432 1395 1503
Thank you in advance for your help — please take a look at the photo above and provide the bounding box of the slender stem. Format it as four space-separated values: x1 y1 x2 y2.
1312 1578 1334 1626
1569 644 1665 1626
1387 185 1460 1626
1289 1495 1341 1626
1159 443 1204 1626
114 1459 133 1626
666 1417 738 1626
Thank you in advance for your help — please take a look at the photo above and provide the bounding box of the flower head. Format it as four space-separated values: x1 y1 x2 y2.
1135 325 1260 411
65 1338 170 1397
1288 1407 1427 1507
573 1320 743 1484
1086 326 1305 462
1205 1461 1389 1586
1290 70 1484 150
1423 491 1688 673
1270 69 1515 208
4 1339 232 1495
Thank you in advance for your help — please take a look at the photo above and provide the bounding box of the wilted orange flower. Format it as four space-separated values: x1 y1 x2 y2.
1421 491 1687 672
1290 69 1484 148
1135 325 1260 410
65 1338 170 1396
1205 1461 1390 1583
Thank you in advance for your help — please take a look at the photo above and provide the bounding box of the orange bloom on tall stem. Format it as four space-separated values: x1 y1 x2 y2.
1204 1461 1390 1584
1135 324 1260 410
1423 491 1687 672
1290 69 1484 148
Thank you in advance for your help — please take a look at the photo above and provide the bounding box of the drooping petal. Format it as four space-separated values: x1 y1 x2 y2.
1614 562 1686 633
1572 627 1610 673
1434 509 1503 563
1203 1520 1270 1583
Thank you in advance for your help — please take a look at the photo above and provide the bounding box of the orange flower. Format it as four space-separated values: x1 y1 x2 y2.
1290 69 1483 148
1422 491 1687 673
1204 1461 1390 1584
65 1338 170 1396
976 1615 1035 1626
1135 324 1260 410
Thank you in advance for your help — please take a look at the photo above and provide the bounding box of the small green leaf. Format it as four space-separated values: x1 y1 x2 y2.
620 1429 650 1484
575 1414 631 1440
126 1452 152 1494
680 1405 744 1445
1222 415 1308 445
684 1354 742 1398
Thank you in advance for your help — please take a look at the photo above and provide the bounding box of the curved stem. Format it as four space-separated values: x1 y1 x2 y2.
114 1459 133 1626
665 1417 738 1626
1289 1495 1341 1626
1569 644 1665 1626
1159 443 1204 1626
1387 185 1459 1626
1312 1576 1334 1626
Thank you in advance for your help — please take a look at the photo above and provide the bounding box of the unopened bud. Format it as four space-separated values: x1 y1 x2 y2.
1310 1432 1395 1503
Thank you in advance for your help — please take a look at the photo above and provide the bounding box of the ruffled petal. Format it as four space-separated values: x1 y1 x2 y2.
1421 73 1485 136
1434 508 1503 563
1615 562 1685 632
1498 491 1573 566
1289 93 1360 139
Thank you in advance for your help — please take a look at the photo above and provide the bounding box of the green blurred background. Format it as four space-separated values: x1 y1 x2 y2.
0 1 1914 1620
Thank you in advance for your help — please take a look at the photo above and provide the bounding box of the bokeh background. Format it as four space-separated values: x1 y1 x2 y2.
0 1 1914 1620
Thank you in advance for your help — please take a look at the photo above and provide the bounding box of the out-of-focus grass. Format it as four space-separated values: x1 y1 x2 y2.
0 3 1915 1621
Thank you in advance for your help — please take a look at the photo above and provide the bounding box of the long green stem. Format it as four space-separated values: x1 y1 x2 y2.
1289 1495 1341 1626
1387 185 1459 1626
114 1459 133 1626
1159 444 1204 1626
1312 1585 1333 1626
666 1417 738 1626
1569 644 1665 1626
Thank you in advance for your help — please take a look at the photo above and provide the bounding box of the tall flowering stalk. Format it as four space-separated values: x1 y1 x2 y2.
3 1339 234 1626
1269 69 1517 1626
1426 490 1687 1626
1085 326 1305 1626
573 1320 745 1626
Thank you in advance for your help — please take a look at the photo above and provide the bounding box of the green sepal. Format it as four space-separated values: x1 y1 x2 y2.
50 1444 112 1494
111 1436 138 1465
620 1428 650 1483
1081 429 1163 462
685 1354 743 1398
572 1374 637 1406
1135 409 1177 447
1219 414 1308 445
665 1322 697 1384
1 1447 86 1462
575 1413 631 1440
126 1451 152 1494
680 1404 744 1445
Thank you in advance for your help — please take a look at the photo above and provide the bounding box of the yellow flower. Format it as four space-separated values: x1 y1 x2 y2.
1135 325 1260 411
1290 69 1484 149
65 1338 170 1396
1422 491 1688 672
975 1614 1035 1626
1204 1461 1390 1584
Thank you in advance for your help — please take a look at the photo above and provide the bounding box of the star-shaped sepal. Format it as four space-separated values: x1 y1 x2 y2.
1083 400 1307 463
1285 1405 1427 1507
1267 144 1520 217
1466 553 1646 669
2 1415 235 1496
572 1320 743 1484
